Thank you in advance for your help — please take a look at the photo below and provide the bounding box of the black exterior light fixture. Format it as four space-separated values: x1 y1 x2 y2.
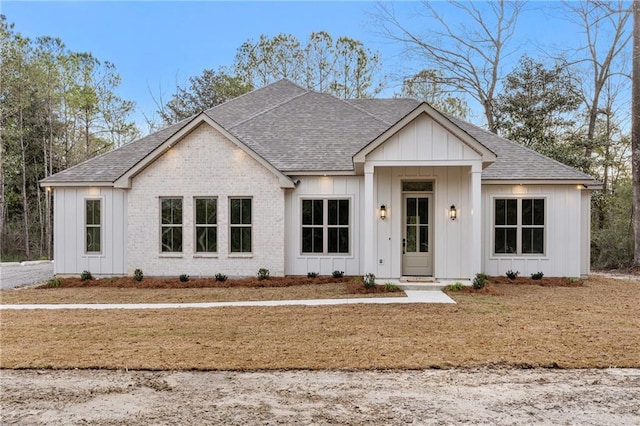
380 204 387 220
449 205 457 220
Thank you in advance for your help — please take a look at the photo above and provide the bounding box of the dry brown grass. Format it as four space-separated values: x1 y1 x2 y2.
1 276 638 370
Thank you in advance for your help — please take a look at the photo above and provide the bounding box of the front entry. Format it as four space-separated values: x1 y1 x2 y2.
402 192 433 276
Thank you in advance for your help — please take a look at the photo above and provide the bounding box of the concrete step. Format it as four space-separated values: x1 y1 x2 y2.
397 283 446 291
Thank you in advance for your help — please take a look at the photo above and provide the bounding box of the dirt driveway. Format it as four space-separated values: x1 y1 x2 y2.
1 368 638 425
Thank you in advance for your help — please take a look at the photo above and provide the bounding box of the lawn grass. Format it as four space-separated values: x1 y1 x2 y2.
1 276 638 370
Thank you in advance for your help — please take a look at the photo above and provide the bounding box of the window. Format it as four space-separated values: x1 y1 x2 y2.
195 198 217 253
302 199 349 254
160 198 182 252
494 198 545 255
85 199 101 253
230 198 251 253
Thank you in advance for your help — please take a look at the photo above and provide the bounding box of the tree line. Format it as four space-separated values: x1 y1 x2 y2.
1 1 636 270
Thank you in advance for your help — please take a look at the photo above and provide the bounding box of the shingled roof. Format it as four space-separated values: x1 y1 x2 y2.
42 79 597 185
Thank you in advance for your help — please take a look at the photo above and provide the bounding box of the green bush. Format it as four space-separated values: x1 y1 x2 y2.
47 278 61 287
257 268 270 280
531 272 544 280
384 282 400 292
80 270 92 281
179 274 189 282
133 268 144 282
446 282 464 291
307 272 319 278
363 273 376 289
505 270 519 280
215 273 227 282
332 270 344 278
473 273 487 290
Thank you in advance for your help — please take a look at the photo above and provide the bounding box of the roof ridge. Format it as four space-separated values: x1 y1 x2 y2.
226 90 310 130
333 95 393 126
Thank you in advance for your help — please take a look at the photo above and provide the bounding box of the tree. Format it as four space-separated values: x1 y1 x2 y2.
158 68 253 125
0 15 137 260
632 0 640 266
234 32 382 98
494 55 582 167
562 0 632 168
398 69 469 119
375 0 524 132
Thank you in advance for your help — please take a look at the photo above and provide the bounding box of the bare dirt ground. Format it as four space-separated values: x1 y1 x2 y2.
1 368 638 425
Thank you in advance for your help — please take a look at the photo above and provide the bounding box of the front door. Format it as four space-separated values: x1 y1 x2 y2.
402 193 433 276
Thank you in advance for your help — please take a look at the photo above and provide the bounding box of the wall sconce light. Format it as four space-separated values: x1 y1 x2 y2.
449 205 457 220
380 204 387 220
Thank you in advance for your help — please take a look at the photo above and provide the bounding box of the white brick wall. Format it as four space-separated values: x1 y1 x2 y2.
127 123 286 277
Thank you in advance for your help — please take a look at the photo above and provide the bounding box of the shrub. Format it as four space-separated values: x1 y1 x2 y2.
133 268 144 282
363 273 376 289
384 282 400 292
332 270 344 278
47 278 61 287
215 273 227 282
179 274 189 282
473 273 488 290
307 272 319 278
531 272 544 280
446 282 464 291
80 270 92 281
505 270 519 280
257 268 270 280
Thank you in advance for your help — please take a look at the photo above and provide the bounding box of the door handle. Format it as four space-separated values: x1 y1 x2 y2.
402 238 406 254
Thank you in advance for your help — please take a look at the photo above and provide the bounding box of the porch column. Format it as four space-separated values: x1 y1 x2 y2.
363 164 376 275
470 163 482 277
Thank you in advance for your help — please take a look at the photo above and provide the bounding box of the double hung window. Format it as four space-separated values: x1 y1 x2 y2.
161 198 183 252
85 199 101 253
230 198 252 253
195 198 217 253
494 198 545 255
302 199 349 254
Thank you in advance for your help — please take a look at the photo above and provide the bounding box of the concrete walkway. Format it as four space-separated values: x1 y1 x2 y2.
0 290 454 310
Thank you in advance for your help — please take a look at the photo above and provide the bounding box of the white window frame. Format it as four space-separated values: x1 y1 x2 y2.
493 197 546 256
84 197 102 255
194 197 217 254
229 197 252 254
160 197 183 253
301 198 351 256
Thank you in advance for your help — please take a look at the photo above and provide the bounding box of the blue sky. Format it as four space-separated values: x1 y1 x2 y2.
1 1 624 132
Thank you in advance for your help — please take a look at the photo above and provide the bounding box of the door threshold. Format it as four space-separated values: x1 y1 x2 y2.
400 276 437 283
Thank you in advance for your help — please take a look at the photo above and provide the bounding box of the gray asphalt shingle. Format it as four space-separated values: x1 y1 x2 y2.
42 79 595 185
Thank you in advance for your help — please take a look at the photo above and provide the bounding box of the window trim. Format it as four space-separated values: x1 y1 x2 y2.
229 197 252 254
194 197 218 254
492 196 547 257
159 196 183 254
84 197 103 255
301 197 351 256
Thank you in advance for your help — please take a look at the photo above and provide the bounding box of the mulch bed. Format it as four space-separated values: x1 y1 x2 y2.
42 275 353 289
488 276 584 287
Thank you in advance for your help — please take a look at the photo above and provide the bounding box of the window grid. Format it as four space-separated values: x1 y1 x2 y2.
301 199 350 255
160 198 183 253
195 197 217 253
494 198 545 256
230 198 252 253
85 199 101 254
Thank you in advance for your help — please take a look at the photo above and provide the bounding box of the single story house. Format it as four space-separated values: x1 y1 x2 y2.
41 79 599 280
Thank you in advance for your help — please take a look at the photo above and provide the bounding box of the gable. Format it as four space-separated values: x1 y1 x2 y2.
365 113 482 163
114 114 294 189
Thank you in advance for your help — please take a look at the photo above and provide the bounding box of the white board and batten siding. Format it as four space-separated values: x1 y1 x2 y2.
53 187 127 275
365 114 481 164
482 184 590 278
366 113 484 280
284 176 364 276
